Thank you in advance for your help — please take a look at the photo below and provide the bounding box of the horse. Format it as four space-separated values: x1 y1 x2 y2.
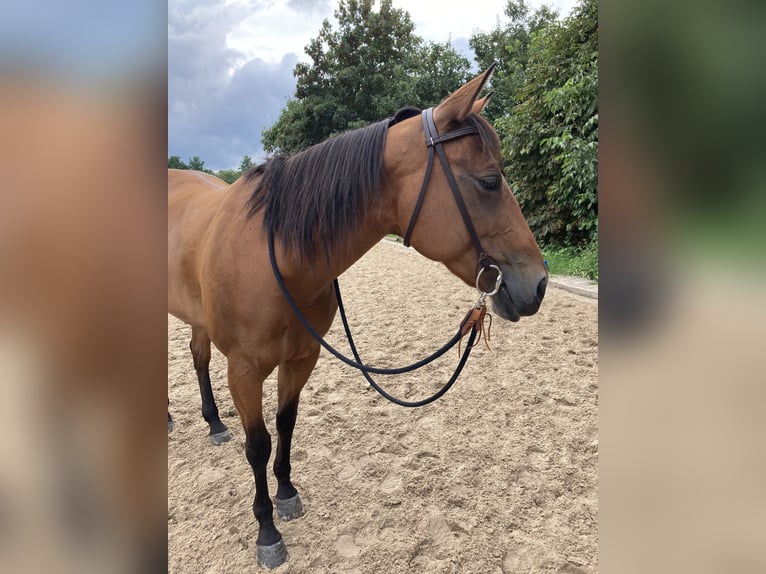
167 65 548 569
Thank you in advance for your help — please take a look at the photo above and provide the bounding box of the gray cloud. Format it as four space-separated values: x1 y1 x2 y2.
198 55 298 167
169 0 300 170
287 0 331 15
169 55 298 170
167 0 525 170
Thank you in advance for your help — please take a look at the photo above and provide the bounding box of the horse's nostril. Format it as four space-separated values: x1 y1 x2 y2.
536 276 548 302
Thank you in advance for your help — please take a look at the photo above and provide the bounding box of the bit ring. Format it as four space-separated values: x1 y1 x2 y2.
475 264 503 297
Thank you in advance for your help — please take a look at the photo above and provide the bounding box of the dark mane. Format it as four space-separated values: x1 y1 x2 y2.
245 107 500 262
390 106 421 126
245 119 390 263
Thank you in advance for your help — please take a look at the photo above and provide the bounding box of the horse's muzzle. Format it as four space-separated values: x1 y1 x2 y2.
492 275 546 322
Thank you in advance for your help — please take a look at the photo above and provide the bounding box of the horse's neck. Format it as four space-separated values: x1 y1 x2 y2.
278 201 396 299
326 193 400 278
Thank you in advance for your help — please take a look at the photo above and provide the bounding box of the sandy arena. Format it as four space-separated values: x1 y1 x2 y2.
168 239 598 573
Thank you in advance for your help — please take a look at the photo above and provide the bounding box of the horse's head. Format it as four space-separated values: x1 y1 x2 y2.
385 65 548 321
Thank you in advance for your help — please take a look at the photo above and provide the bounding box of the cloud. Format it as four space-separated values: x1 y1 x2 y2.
169 0 300 169
201 55 299 166
287 0 331 15
169 53 298 170
168 0 247 91
167 0 578 170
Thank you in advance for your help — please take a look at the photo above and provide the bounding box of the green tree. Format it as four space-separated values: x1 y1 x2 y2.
263 99 313 154
239 155 253 173
499 0 598 246
215 169 240 184
412 40 473 105
168 155 188 169
187 155 211 173
262 0 470 153
469 0 558 123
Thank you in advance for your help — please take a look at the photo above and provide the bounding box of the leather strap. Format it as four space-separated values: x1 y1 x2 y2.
402 130 434 247
402 108 490 271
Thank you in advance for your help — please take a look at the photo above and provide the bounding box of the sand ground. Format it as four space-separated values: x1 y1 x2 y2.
168 240 598 573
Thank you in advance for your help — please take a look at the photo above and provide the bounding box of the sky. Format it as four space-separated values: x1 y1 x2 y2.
168 0 579 171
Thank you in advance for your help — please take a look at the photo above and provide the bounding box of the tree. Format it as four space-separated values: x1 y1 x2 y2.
262 0 470 153
187 155 211 173
215 169 240 184
499 0 598 246
169 155 249 183
412 40 473 106
239 155 253 173
168 155 188 169
469 0 558 123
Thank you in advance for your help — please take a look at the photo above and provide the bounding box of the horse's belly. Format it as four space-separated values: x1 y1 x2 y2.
167 255 206 327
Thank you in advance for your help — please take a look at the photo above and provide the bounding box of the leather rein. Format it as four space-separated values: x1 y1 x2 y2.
268 107 502 407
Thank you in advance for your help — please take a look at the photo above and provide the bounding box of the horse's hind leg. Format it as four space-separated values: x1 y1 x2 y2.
227 355 287 569
273 350 318 521
190 326 231 445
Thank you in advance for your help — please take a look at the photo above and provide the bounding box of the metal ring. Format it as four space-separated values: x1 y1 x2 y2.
475 264 503 297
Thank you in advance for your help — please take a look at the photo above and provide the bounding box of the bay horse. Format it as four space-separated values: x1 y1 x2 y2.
168 65 548 568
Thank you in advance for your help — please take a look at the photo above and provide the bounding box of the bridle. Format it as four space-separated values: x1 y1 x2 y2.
267 107 501 407
403 108 503 301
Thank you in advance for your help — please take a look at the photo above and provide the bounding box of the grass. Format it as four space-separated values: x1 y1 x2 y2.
542 240 598 281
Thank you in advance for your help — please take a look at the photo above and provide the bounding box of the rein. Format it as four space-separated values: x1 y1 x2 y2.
268 107 501 407
268 234 477 407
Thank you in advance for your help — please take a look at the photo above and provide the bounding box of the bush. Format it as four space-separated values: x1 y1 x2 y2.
501 0 598 247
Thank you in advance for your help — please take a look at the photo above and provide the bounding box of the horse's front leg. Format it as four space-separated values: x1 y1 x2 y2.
273 350 318 521
227 355 287 569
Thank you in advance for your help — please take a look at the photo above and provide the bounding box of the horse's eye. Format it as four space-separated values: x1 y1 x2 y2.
478 175 500 192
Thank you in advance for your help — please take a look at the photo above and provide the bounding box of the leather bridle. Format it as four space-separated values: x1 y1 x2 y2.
267 106 504 408
402 108 503 298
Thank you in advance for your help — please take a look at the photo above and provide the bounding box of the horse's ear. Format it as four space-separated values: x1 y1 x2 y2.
434 63 496 126
473 91 494 114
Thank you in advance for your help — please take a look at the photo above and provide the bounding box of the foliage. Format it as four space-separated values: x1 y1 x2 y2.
168 155 188 170
187 155 208 172
496 0 598 246
170 0 599 251
542 237 598 280
239 155 253 173
262 0 471 153
469 0 558 123
215 169 241 184
411 40 474 107
167 155 254 184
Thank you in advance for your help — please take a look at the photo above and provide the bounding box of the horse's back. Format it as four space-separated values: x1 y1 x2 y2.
168 169 229 326
169 168 228 192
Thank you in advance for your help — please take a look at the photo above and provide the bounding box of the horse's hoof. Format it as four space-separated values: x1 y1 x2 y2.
209 429 232 445
276 494 304 521
256 539 288 569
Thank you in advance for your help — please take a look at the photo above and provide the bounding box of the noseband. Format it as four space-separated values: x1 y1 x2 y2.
403 108 502 298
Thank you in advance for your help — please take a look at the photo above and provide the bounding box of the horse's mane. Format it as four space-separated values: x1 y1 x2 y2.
245 106 499 263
